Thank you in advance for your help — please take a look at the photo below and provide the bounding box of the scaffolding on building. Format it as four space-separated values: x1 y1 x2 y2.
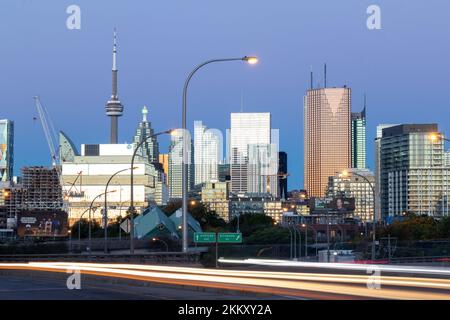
21 166 63 210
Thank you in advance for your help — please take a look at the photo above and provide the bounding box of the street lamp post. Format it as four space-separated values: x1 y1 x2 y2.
327 217 331 263
429 133 450 217
287 224 293 259
78 207 97 252
104 167 135 254
302 223 308 258
88 191 115 254
295 225 302 260
181 56 258 253
152 237 169 252
68 230 72 253
129 130 172 254
341 170 376 261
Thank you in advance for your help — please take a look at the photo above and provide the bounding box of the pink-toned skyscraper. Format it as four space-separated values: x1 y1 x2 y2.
304 87 351 197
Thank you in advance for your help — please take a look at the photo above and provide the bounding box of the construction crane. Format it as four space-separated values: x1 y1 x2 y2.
33 96 59 167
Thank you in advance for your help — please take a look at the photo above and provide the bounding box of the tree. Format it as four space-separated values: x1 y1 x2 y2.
229 213 275 237
245 226 290 244
378 214 440 241
70 219 102 238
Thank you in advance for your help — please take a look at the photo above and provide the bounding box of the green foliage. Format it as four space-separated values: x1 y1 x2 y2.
69 218 102 239
245 226 290 244
161 200 227 231
379 214 441 241
437 217 450 238
230 213 275 237
161 200 182 216
188 202 227 231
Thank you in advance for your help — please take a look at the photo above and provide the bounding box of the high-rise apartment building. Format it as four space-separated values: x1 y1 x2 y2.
304 87 351 197
327 168 375 223
168 129 194 199
132 106 159 163
0 120 14 182
380 124 450 219
374 124 398 221
229 113 277 196
351 105 366 169
194 121 220 186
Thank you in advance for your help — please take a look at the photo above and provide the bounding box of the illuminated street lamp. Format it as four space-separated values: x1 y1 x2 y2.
129 129 173 254
152 237 169 252
88 190 116 254
103 167 137 254
181 56 258 253
429 133 450 143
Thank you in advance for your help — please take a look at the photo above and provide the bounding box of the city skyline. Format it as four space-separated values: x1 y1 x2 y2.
2 1 450 191
1 1 450 302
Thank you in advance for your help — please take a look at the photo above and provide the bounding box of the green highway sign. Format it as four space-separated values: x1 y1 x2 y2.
217 233 242 243
194 232 216 243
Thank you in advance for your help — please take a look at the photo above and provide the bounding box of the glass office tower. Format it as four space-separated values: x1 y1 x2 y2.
304 87 351 197
229 112 277 196
0 120 14 182
194 121 220 186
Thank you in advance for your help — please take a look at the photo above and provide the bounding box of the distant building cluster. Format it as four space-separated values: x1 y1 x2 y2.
1 37 449 242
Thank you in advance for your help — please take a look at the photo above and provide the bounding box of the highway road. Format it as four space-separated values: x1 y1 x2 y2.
1 261 450 299
0 274 270 300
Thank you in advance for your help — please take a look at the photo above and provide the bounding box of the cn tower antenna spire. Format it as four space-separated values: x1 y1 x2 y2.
112 28 117 72
105 28 124 144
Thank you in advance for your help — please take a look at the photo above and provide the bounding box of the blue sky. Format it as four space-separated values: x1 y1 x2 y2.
1 0 449 189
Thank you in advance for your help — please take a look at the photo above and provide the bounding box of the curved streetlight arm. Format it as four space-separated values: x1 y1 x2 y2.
129 130 172 254
343 171 376 261
103 167 133 253
181 56 257 253
152 238 169 252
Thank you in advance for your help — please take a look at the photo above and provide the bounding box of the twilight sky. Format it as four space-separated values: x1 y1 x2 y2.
1 0 449 189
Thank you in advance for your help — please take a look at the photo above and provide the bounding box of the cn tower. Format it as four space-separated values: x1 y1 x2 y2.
105 29 123 144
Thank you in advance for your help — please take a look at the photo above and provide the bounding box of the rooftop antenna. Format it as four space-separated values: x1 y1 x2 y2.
363 93 367 115
324 63 327 88
240 89 244 112
310 66 313 90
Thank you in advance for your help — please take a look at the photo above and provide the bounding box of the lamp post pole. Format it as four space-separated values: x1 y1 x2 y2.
302 223 308 258
341 170 376 261
78 207 96 252
104 168 132 254
152 237 169 252
129 130 172 254
181 56 258 253
88 192 113 254
288 224 293 260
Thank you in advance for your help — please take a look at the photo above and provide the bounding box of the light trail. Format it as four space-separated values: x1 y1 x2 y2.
219 258 450 276
1 261 450 299
23 262 450 291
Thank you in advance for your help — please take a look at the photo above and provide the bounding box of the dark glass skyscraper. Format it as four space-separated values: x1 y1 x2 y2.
278 151 288 199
